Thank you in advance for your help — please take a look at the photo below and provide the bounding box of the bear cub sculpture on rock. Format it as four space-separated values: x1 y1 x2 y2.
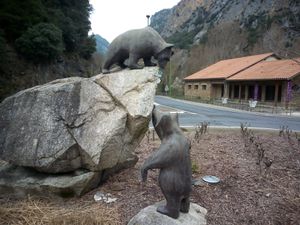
141 106 192 219
102 27 173 74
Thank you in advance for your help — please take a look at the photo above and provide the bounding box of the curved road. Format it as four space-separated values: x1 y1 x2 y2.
155 96 300 131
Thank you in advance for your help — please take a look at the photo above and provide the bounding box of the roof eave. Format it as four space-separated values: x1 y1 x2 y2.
289 72 300 80
184 77 227 81
227 78 288 81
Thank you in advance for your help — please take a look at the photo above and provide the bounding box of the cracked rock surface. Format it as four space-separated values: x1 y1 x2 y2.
0 67 158 174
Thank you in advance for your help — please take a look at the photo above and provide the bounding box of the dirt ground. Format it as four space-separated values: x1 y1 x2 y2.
1 128 300 225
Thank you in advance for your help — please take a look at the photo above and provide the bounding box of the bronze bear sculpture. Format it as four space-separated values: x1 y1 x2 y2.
102 27 173 74
141 106 192 219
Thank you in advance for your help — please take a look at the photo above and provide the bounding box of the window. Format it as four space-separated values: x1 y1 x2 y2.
257 85 262 101
241 85 246 99
202 85 207 90
221 85 224 97
194 85 199 90
188 85 192 89
265 85 275 101
278 85 282 101
234 85 239 98
248 85 254 99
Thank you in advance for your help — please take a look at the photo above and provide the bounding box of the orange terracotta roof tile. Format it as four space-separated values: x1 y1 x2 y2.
184 53 274 80
227 59 300 81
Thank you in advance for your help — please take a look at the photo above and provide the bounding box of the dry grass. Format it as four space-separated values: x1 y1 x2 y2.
0 197 121 225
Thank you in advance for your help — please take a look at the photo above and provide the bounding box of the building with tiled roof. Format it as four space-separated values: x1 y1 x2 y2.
184 52 275 81
184 53 300 107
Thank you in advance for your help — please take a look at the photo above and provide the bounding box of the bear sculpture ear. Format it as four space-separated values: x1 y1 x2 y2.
171 113 179 126
152 106 163 127
154 115 171 140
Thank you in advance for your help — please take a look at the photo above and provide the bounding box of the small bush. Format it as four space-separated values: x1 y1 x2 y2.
15 22 64 62
192 162 200 174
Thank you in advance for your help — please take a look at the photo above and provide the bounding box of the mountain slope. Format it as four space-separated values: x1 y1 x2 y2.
94 34 109 54
150 0 300 90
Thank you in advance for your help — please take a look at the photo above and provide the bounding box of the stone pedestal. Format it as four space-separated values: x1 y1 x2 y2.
128 201 207 225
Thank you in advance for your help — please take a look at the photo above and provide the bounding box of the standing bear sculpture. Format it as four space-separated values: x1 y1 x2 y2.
102 27 173 74
141 106 192 219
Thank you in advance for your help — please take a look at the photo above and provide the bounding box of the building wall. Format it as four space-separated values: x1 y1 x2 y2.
184 81 212 100
184 74 300 107
211 84 223 99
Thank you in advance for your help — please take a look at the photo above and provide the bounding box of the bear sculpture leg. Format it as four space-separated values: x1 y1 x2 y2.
117 61 127 69
180 197 190 213
143 57 157 67
128 53 143 69
157 194 181 219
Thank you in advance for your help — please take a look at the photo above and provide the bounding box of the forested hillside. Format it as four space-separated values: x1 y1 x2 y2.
0 0 98 100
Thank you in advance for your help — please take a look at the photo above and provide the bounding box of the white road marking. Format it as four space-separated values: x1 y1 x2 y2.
154 102 197 115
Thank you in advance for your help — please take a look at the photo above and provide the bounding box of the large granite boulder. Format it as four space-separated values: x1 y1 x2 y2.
0 67 158 175
128 201 207 225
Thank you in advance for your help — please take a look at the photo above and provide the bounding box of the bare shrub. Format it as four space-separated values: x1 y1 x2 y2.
194 121 209 143
240 123 273 175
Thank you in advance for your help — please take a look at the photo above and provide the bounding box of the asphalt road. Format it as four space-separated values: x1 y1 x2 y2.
155 96 300 131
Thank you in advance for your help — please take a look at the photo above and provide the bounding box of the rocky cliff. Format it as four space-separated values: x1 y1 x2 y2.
150 0 300 92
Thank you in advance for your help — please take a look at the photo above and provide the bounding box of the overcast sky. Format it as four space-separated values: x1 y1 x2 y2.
89 0 180 42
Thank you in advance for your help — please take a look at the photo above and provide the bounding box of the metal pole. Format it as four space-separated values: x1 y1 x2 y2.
146 15 150 26
169 59 171 96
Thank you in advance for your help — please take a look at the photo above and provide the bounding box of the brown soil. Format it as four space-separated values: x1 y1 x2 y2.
1 129 300 225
